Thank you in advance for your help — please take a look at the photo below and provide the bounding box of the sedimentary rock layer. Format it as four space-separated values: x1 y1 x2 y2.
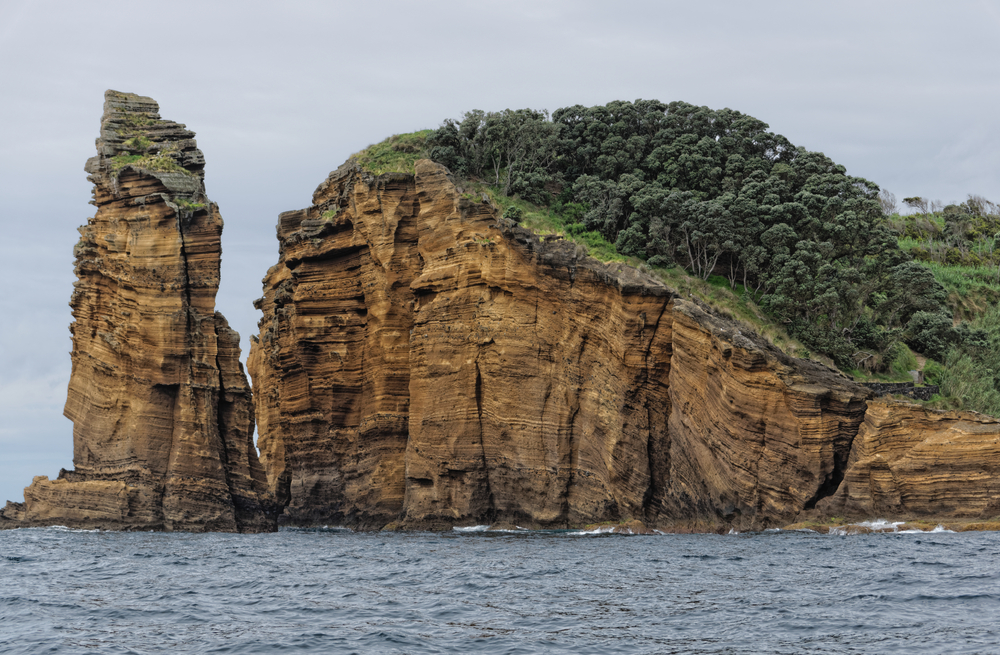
820 400 1000 518
252 159 957 531
0 90 274 532
661 302 871 530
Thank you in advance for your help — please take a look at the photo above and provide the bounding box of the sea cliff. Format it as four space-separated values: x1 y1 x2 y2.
5 98 998 533
247 159 999 531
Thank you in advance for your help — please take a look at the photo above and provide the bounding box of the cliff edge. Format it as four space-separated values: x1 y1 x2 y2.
1 91 275 532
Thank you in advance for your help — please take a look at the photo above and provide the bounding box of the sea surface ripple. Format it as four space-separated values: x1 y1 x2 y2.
1 526 999 654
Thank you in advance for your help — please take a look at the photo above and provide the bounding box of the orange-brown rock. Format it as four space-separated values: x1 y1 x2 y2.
0 90 274 533
819 400 1000 519
660 302 871 530
248 160 675 528
248 159 916 531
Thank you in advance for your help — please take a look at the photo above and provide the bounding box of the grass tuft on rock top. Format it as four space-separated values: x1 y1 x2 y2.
110 152 186 174
173 198 205 211
122 135 153 152
352 130 434 175
109 148 191 177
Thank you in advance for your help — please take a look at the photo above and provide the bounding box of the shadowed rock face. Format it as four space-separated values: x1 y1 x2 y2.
1 90 275 533
252 159 989 532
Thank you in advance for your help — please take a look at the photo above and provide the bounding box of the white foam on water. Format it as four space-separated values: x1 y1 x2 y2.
856 519 906 531
728 528 739 535
452 525 490 532
829 519 957 535
569 526 617 535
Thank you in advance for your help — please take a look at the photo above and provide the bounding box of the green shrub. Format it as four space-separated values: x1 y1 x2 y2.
887 342 919 377
906 311 956 360
503 205 523 222
922 359 945 385
123 135 153 152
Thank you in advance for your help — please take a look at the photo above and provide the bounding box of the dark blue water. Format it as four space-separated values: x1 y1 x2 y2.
1 526 998 654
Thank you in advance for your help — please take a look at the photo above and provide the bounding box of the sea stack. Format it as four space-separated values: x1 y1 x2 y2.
0 91 274 532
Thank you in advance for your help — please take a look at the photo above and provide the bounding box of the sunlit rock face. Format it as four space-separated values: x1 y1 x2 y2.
0 90 275 533
250 159 933 532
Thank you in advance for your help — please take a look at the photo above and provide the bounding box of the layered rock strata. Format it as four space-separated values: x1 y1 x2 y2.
820 401 1000 519
0 91 274 532
251 159 968 531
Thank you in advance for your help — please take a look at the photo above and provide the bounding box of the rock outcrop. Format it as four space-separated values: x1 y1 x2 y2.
820 400 1000 519
0 91 274 532
251 159 963 531
661 303 870 529
11 98 994 533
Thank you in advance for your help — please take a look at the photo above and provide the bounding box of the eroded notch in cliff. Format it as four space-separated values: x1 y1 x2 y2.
803 462 846 510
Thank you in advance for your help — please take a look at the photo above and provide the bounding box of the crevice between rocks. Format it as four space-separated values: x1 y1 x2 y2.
474 356 496 520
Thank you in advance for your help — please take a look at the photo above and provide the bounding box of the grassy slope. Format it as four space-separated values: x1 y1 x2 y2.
889 212 1000 411
350 130 433 175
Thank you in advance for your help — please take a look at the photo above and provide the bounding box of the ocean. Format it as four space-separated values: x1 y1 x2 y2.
1 525 998 654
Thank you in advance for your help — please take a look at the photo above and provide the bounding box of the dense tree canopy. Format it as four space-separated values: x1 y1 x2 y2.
427 100 950 369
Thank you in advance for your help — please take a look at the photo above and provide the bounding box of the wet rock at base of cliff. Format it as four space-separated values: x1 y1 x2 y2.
0 90 275 533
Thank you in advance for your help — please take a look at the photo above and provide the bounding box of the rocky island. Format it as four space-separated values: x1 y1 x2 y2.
249 159 1000 532
3 93 999 533
0 91 274 532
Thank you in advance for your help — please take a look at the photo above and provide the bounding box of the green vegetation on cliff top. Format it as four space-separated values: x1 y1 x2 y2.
351 101 1000 415
108 103 194 179
351 130 433 175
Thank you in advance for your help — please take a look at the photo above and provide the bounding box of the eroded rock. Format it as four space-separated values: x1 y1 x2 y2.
249 159 905 531
0 90 275 533
820 400 1000 519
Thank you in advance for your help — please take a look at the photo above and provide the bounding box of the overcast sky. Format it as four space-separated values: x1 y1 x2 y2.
2 0 999 505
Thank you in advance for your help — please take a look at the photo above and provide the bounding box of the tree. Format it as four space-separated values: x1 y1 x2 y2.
903 196 928 214
878 188 898 215
428 99 945 370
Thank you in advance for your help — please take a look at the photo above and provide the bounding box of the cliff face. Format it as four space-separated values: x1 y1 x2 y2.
820 400 1000 519
662 303 871 529
1 91 274 533
249 159 917 531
